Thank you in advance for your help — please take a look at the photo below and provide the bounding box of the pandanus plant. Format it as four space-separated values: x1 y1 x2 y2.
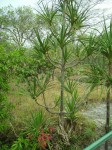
84 19 112 149
25 0 96 144
97 20 112 149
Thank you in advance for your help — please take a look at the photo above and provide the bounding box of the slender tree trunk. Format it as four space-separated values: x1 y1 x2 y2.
105 88 110 133
105 87 110 150
60 61 65 125
59 0 66 125
105 60 111 150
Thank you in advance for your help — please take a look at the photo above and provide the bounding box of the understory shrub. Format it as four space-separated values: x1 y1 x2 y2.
11 110 55 150
9 109 97 150
0 47 13 147
59 115 97 150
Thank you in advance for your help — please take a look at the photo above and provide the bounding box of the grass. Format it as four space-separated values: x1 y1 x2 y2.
8 79 60 131
6 77 107 149
8 77 107 130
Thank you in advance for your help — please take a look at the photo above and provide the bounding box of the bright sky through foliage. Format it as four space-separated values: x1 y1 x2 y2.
0 0 112 30
0 0 112 9
0 0 38 8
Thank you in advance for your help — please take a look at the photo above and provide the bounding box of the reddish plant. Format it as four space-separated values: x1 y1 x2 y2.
37 131 52 149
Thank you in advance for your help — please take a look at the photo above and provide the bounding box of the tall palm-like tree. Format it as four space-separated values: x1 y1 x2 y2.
25 0 97 144
84 20 112 149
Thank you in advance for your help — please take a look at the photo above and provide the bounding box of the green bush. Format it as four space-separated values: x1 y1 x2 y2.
11 136 30 150
11 110 54 150
0 47 12 146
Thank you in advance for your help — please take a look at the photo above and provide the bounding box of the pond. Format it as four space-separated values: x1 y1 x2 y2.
83 102 112 150
83 102 112 127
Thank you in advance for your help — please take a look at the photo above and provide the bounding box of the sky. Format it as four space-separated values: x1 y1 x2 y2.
0 0 112 30
94 0 112 17
0 0 38 8
0 0 112 9
0 0 53 8
1 0 112 16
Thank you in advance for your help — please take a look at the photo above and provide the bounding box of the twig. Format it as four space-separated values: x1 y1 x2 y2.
9 122 18 137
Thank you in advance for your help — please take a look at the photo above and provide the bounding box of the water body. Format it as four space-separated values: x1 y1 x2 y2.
83 102 112 127
83 102 112 150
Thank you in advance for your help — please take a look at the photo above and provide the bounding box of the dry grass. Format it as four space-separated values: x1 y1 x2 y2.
8 78 107 130
78 83 107 102
8 79 60 129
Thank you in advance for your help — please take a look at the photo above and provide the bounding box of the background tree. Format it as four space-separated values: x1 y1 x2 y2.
0 6 40 48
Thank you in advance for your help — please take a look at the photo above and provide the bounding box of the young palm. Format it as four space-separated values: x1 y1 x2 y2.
25 0 97 144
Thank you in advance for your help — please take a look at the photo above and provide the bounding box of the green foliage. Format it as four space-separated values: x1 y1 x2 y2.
0 47 10 133
98 20 112 60
70 115 97 149
25 110 48 137
8 49 27 75
32 0 92 114
64 80 79 120
11 110 53 150
64 0 89 30
83 62 106 91
0 143 10 150
0 0 106 149
83 33 97 57
0 6 37 48
48 115 97 150
83 20 112 90
39 3 57 26
0 46 13 149
11 136 30 150
64 80 77 95
25 73 51 100
34 30 50 54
